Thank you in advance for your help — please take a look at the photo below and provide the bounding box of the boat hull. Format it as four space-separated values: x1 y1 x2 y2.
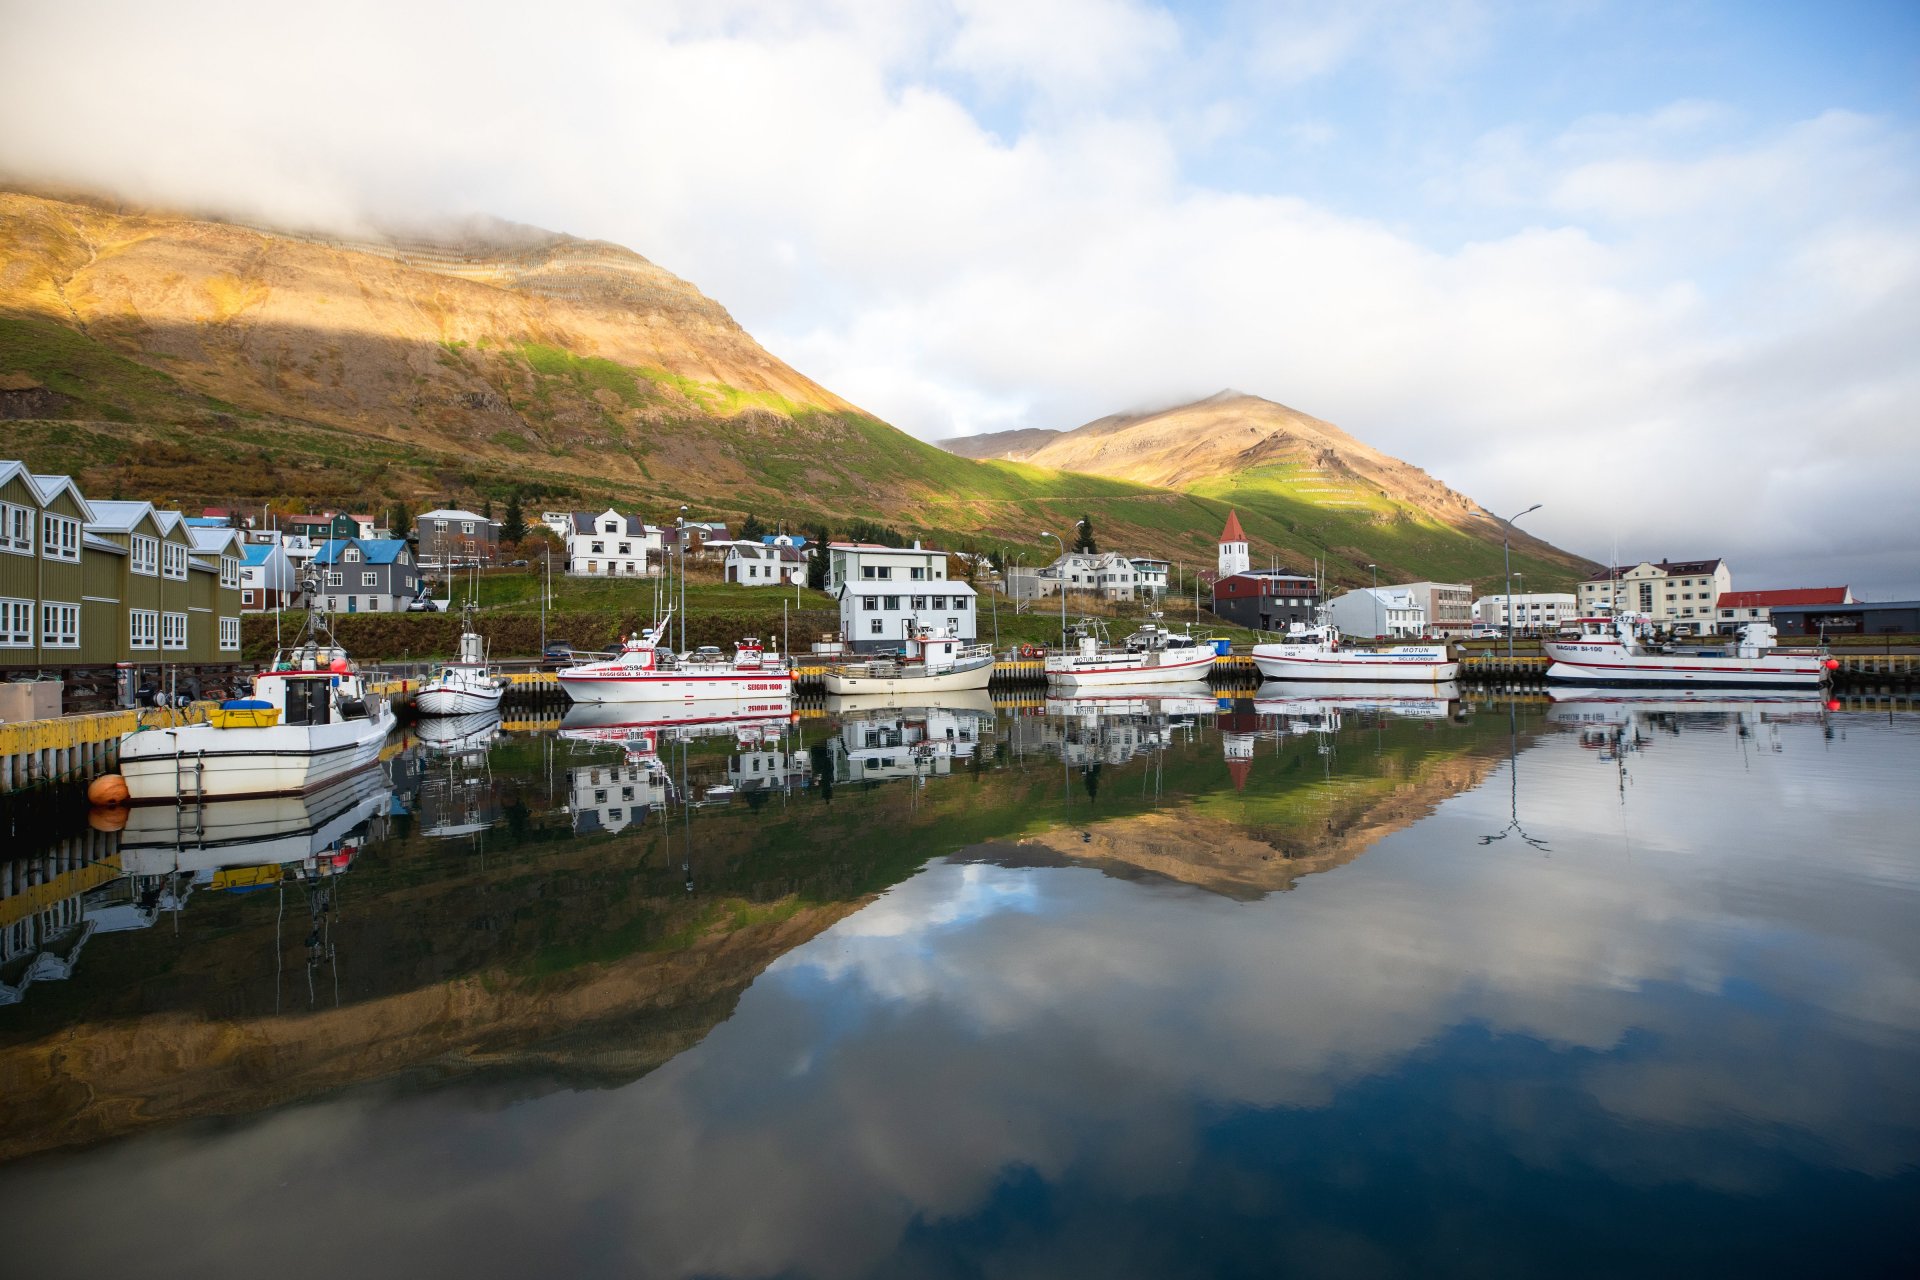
1252 646 1459 682
1542 640 1827 688
556 668 794 703
822 657 993 695
1046 650 1217 688
119 707 397 803
416 683 505 716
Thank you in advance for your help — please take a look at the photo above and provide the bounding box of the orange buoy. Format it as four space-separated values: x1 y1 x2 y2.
87 773 131 806
88 805 129 832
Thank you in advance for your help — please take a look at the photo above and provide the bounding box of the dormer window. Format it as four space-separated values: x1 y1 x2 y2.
345 547 361 562
604 521 619 534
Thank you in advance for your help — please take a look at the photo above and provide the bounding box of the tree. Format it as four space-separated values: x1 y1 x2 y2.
739 512 768 542
1074 514 1097 553
502 491 528 545
806 529 829 591
391 503 412 540
482 497 494 521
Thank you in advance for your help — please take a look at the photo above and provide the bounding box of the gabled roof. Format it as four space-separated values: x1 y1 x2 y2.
1718 588 1850 609
1220 510 1246 543
241 543 279 566
1588 558 1723 581
83 534 125 556
189 526 244 554
418 508 487 521
569 510 650 537
28 473 96 521
313 538 412 565
84 499 158 534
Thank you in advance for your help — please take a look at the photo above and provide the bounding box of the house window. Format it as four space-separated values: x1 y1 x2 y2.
875 566 892 580
617 542 630 554
163 543 189 579
930 595 946 610
587 560 598 573
462 522 475 534
862 565 876 579
0 598 33 646
362 572 378 586
862 596 878 611
869 618 884 635
219 617 240 650
947 617 959 632
326 572 343 587
162 612 187 649
368 598 381 611
344 547 361 562
884 595 900 610
911 595 926 610
0 503 34 554
220 555 239 587
591 541 605 553
911 567 926 580
242 590 256 605
131 534 159 575
130 609 158 649
40 602 79 648
42 514 80 562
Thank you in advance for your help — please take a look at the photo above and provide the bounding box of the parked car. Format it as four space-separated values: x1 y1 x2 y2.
544 642 573 663
509 559 529 567
407 598 441 613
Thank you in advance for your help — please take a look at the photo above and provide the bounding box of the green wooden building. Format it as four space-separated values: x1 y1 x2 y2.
0 461 244 670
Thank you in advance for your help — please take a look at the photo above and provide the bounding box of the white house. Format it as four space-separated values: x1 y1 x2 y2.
237 540 296 612
560 509 661 578
1577 558 1731 629
1326 586 1426 639
1395 582 1473 634
725 543 806 586
825 541 952 593
1130 557 1171 598
1472 592 1579 633
568 761 669 835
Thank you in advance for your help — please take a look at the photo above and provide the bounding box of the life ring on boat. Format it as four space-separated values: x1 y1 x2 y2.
1018 644 1042 659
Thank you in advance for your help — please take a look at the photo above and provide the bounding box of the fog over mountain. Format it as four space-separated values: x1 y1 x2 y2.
2 1 1915 594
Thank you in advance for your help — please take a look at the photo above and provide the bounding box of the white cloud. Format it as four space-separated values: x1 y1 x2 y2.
0 1 1915 592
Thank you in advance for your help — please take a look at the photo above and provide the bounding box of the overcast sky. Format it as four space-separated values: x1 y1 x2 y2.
3 1 1916 594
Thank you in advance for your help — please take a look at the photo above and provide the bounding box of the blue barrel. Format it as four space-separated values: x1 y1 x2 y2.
1212 639 1232 656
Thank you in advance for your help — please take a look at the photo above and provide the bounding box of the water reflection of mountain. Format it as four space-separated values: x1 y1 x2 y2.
0 701 1525 1162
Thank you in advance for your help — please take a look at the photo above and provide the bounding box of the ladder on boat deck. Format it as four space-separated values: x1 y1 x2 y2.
174 746 208 817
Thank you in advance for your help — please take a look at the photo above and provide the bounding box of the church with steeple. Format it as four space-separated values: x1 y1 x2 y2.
1218 510 1250 577
1209 509 1321 632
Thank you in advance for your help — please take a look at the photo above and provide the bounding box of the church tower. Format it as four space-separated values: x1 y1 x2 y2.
1218 510 1250 578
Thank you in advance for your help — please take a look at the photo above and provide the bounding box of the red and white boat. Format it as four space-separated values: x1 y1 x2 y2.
1252 621 1459 683
555 610 794 703
1543 615 1835 689
1044 621 1218 688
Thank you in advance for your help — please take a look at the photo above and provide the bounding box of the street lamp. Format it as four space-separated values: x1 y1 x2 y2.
1039 531 1065 650
1503 504 1542 660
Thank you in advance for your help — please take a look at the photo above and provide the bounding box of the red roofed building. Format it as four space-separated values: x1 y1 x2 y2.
1714 587 1853 631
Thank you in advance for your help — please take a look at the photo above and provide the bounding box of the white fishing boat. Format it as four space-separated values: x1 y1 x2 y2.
1251 619 1459 683
822 623 994 695
117 766 391 875
1045 620 1219 688
555 608 794 703
415 604 507 716
1543 616 1834 688
1252 680 1463 720
119 601 395 804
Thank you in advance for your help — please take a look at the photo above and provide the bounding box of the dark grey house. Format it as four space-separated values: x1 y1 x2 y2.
312 538 424 613
1211 570 1321 632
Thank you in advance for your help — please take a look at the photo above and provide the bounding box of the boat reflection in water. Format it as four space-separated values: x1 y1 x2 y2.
1039 682 1216 767
1253 679 1465 724
560 695 805 816
827 693 997 784
411 712 505 842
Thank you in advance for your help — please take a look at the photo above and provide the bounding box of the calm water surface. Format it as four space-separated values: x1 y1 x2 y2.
2 689 1917 1278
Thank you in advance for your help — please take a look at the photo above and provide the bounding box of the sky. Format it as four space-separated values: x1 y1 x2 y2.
2 1 1917 595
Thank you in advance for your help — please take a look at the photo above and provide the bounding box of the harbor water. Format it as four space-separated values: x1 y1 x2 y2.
1 690 1916 1277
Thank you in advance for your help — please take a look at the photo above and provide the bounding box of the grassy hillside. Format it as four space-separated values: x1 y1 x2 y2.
1 190 1591 593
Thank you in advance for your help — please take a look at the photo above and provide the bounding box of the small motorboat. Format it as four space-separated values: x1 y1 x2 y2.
416 604 508 715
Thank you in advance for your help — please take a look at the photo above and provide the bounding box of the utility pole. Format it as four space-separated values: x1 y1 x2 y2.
1504 504 1542 660
1039 531 1065 649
